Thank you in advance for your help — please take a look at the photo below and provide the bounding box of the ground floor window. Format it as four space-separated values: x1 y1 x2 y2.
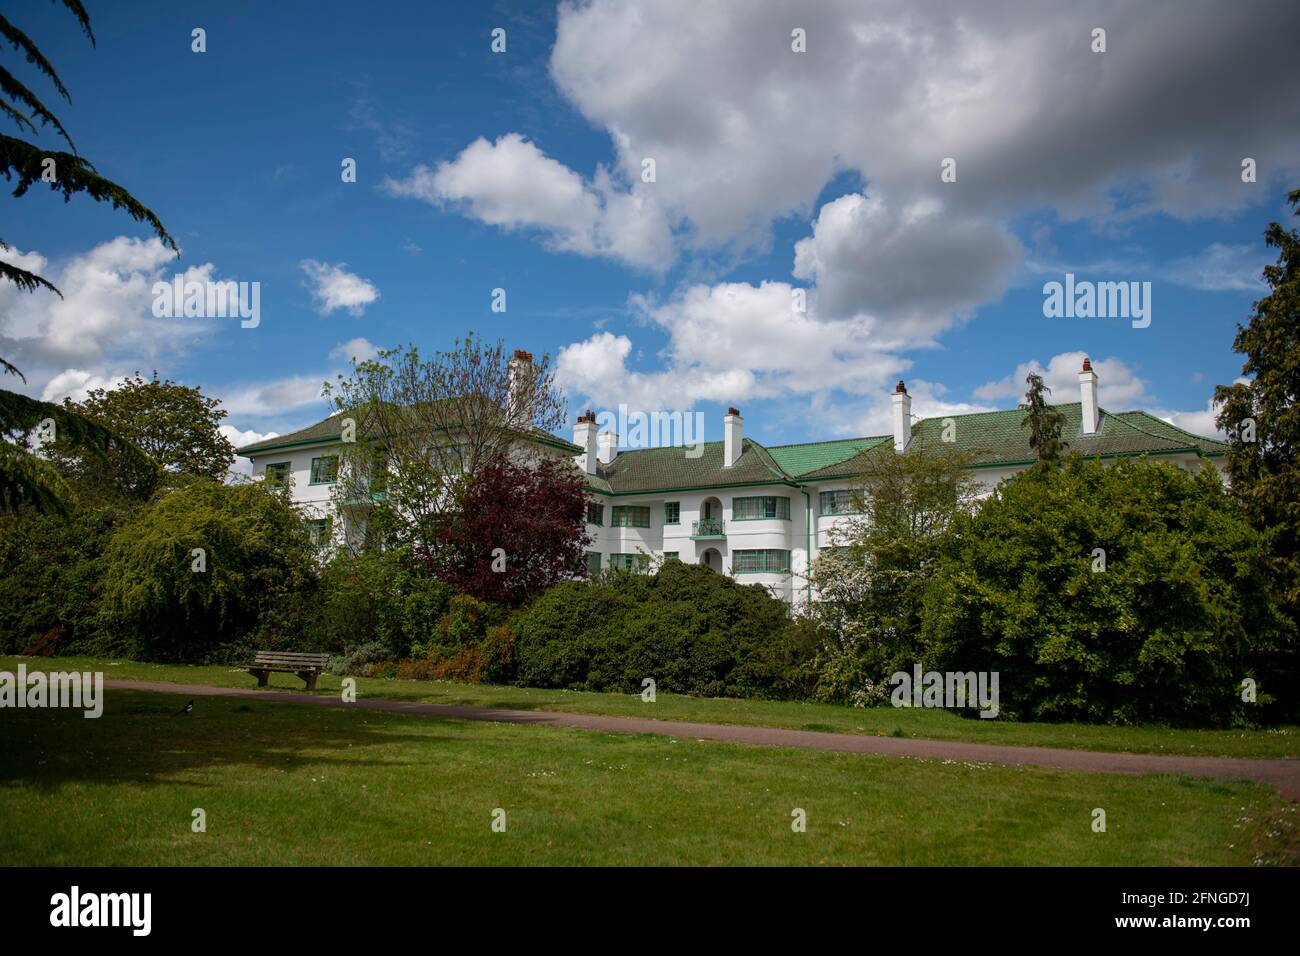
306 517 333 547
663 551 679 561
586 551 601 574
732 549 791 573
609 552 651 571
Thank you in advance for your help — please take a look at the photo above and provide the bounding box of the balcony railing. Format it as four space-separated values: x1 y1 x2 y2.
690 517 725 539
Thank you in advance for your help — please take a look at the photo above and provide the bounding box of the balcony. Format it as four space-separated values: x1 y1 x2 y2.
690 517 726 539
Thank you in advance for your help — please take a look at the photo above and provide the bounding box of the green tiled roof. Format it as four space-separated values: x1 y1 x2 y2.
767 436 890 477
240 401 1226 495
236 411 582 456
590 438 790 494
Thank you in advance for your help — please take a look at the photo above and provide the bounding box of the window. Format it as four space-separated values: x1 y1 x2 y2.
663 552 680 561
306 517 333 547
609 553 650 571
819 489 859 516
732 496 790 520
264 461 290 486
310 455 339 485
732 549 791 574
664 501 680 525
586 551 602 575
586 502 604 526
611 505 651 528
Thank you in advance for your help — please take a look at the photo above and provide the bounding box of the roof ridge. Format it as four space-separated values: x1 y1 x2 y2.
1112 408 1227 448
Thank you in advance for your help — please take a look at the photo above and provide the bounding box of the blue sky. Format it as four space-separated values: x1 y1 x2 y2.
4 0 1298 465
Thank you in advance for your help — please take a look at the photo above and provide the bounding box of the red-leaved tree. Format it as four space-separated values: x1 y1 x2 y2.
420 455 592 606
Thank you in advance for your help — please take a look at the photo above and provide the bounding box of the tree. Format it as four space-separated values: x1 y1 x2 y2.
0 1 174 513
324 335 567 553
1022 372 1068 464
1214 188 1300 628
804 444 980 703
923 457 1283 726
98 481 318 662
54 373 235 483
420 454 592 606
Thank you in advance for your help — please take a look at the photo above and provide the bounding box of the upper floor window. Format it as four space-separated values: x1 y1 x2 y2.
664 502 680 525
819 489 859 516
264 461 290 486
309 455 339 485
586 551 602 575
732 549 791 573
732 495 790 520
611 505 651 528
586 502 604 526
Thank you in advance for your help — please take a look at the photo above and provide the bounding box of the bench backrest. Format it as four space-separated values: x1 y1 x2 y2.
252 651 330 669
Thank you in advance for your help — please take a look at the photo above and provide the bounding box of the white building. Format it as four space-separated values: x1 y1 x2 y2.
237 356 1228 603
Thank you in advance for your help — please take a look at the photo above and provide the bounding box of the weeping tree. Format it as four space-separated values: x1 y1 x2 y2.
0 0 173 512
1021 372 1068 465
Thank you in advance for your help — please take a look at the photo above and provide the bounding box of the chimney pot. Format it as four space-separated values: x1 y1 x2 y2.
895 380 907 394
1082 357 1092 372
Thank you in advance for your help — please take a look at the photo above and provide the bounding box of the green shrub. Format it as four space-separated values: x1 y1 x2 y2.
922 457 1284 726
97 481 318 662
313 548 454 658
514 560 816 698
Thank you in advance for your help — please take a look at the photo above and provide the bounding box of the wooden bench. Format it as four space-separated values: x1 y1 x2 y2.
245 651 331 691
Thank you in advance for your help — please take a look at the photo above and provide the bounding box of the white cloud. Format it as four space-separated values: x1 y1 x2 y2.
974 352 1149 408
793 192 1023 342
40 369 130 404
551 0 1300 249
329 337 381 363
300 260 379 316
556 280 905 412
0 237 224 397
221 425 280 479
1165 243 1267 292
218 374 329 418
382 133 673 271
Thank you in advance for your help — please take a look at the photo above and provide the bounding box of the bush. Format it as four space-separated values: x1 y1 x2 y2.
514 561 816 698
922 457 1285 726
97 481 318 662
313 548 455 658
0 507 119 655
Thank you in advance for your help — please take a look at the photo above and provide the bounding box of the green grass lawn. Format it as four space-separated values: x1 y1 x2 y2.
7 654 1298 759
1 689 1295 865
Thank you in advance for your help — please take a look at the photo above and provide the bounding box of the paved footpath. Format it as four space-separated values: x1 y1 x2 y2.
103 679 1300 799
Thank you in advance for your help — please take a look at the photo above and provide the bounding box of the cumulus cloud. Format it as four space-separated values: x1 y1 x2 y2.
40 369 131 404
793 192 1023 341
556 280 905 412
300 260 379 315
382 133 673 270
329 337 381 363
974 352 1149 408
0 237 242 400
221 424 280 479
217 374 329 418
551 0 1300 245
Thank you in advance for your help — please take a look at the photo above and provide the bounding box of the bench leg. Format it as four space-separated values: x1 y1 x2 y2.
252 669 268 688
300 671 318 692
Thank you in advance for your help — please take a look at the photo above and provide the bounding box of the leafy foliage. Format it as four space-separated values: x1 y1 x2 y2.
804 446 980 703
1021 372 1068 464
514 560 818 698
922 457 1284 726
52 372 235 484
97 482 319 662
1214 188 1300 631
419 454 591 606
